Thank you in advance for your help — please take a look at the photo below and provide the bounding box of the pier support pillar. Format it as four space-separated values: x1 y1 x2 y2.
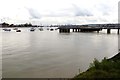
78 29 81 32
118 29 119 35
107 29 111 34
67 29 70 33
59 29 62 33
97 31 99 33
75 29 77 32
73 29 75 32
59 29 70 33
76 29 78 32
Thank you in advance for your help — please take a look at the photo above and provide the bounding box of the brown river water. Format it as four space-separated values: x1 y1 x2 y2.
0 27 118 78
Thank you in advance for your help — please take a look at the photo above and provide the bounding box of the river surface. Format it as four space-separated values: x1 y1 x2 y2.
0 27 118 78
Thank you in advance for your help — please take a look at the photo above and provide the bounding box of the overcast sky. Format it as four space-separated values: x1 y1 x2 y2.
0 0 119 25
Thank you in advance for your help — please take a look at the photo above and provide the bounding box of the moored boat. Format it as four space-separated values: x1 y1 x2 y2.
39 27 43 31
13 28 18 30
47 28 49 30
55 28 58 30
16 30 21 32
50 28 54 31
30 28 35 31
3 29 11 31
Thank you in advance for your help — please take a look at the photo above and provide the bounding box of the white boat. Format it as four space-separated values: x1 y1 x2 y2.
13 28 18 30
30 28 35 31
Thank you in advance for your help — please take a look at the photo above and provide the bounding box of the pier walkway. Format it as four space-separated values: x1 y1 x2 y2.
58 24 120 34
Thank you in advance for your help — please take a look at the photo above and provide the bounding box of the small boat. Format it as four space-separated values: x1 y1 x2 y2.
3 29 6 31
39 28 43 31
13 28 18 30
16 30 21 32
55 28 58 30
30 29 35 31
47 28 49 30
50 28 54 31
3 29 11 31
30 28 35 31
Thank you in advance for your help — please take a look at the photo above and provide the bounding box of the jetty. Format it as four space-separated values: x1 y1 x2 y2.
58 24 120 34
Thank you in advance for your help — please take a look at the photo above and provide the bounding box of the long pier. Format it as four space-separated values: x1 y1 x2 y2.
58 24 120 34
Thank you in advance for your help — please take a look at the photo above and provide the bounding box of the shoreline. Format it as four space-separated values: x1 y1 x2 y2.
108 52 120 61
74 52 120 79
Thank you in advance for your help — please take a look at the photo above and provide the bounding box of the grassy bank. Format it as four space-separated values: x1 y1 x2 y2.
73 52 120 79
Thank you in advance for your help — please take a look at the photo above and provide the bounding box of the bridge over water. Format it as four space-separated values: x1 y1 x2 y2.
58 24 120 34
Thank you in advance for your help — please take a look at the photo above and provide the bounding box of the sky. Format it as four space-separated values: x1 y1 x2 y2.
0 0 119 25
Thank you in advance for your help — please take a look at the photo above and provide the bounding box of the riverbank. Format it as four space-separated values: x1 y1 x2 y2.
73 52 120 79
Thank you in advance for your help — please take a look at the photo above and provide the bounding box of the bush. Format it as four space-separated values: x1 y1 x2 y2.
74 57 120 79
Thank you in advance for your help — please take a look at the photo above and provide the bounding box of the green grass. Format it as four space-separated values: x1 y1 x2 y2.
73 57 120 80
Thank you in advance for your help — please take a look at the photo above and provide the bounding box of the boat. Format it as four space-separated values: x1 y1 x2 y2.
30 28 35 31
16 30 21 32
50 28 54 31
47 28 49 30
3 29 11 31
39 27 43 31
55 28 58 30
13 28 18 30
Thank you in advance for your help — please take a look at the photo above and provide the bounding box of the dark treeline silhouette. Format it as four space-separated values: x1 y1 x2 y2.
0 22 120 28
0 22 43 27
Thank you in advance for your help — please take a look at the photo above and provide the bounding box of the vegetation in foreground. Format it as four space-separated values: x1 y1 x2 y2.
74 53 120 80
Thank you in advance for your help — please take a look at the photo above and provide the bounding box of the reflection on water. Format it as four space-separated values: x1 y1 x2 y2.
1 28 118 78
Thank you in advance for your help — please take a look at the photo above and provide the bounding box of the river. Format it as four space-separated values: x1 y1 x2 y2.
0 27 118 78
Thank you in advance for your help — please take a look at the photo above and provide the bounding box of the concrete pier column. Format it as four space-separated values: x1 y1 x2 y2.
80 29 83 32
107 29 111 34
76 29 78 32
118 29 119 35
62 29 64 32
64 29 66 33
77 29 78 32
59 29 62 33
68 29 70 33
78 29 80 32
97 30 99 33
66 29 68 33
59 28 70 33
73 29 75 32
65 29 67 32
75 29 77 32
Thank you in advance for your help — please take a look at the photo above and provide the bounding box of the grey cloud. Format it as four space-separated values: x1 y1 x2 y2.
26 4 93 18
87 19 98 23
96 3 112 16
26 8 41 19
72 4 93 16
